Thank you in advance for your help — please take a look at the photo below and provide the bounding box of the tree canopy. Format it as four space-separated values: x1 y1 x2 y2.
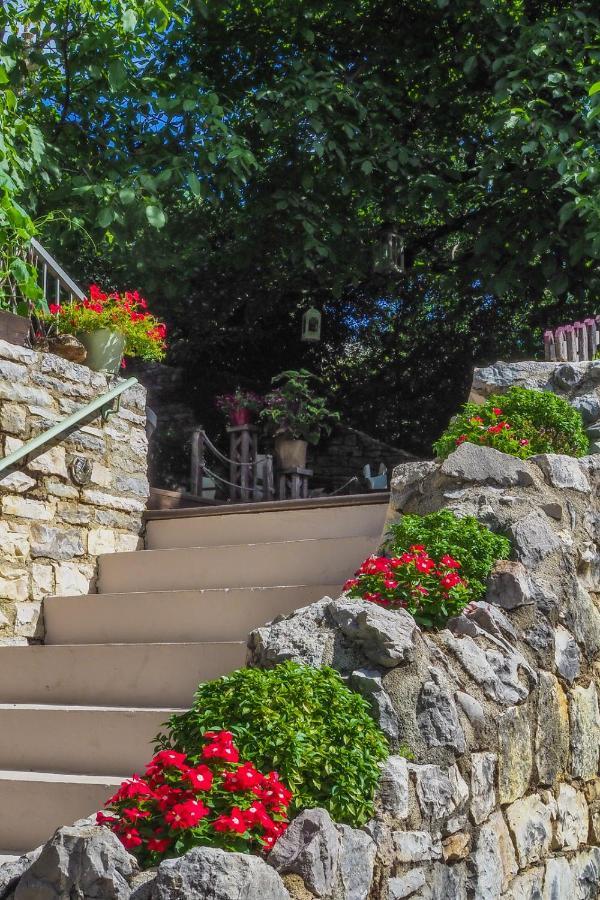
3 0 600 456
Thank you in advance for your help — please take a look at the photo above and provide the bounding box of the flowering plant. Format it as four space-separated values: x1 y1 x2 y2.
260 369 339 444
215 389 264 417
97 730 291 868
343 547 470 628
433 386 588 459
43 284 167 361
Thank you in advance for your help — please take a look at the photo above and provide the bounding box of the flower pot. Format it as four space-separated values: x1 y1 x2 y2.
230 407 253 427
0 311 30 348
274 435 308 469
77 328 125 374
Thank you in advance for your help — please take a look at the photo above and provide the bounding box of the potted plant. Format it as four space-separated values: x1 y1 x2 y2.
215 389 264 426
260 369 340 469
42 285 167 374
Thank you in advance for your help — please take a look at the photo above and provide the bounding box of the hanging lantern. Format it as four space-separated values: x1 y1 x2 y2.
373 226 405 275
301 306 322 342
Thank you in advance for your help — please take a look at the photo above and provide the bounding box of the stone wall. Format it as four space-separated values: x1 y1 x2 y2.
248 368 600 897
0 339 148 643
308 425 416 492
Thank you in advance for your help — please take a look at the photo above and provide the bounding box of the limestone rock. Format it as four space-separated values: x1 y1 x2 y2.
442 831 471 862
509 511 561 568
0 849 42 899
387 869 426 899
350 669 398 740
569 682 600 780
14 825 137 900
412 764 456 822
534 672 570 786
416 678 466 754
391 460 438 510
531 454 591 492
543 858 574 899
570 847 600 900
501 867 544 900
248 598 334 668
498 706 532 804
505 794 553 868
442 632 531 706
486 561 535 610
572 392 600 424
336 824 376 900
470 752 496 825
427 862 469 900
473 810 518 899
555 783 588 851
554 625 581 684
155 847 290 900
378 756 409 820
267 808 339 897
392 830 442 863
440 443 536 488
30 524 85 561
327 599 417 668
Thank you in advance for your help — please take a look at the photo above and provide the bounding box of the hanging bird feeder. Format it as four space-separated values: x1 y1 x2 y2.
301 306 322 343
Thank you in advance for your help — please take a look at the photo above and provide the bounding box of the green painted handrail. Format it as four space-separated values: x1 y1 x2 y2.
0 376 138 476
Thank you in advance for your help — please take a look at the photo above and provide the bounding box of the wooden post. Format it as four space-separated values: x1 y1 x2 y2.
190 427 205 497
587 318 600 359
575 321 587 361
554 326 567 362
227 425 258 501
544 330 556 361
564 325 576 362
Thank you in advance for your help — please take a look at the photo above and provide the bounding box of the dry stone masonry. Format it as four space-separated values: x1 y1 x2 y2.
0 338 148 642
4 358 600 899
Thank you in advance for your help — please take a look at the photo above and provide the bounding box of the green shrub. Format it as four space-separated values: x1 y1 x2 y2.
433 386 589 460
157 662 389 826
384 509 511 602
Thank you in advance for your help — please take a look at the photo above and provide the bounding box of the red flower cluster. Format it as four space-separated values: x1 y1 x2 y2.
98 730 292 864
454 407 530 451
343 546 469 628
46 285 167 362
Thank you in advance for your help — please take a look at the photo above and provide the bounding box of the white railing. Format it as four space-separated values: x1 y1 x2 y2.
28 237 85 304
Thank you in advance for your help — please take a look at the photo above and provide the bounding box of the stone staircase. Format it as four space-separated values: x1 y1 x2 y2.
0 494 387 854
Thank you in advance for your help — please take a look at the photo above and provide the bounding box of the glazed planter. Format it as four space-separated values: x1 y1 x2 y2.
0 311 30 348
274 435 308 469
77 328 125 375
229 407 253 427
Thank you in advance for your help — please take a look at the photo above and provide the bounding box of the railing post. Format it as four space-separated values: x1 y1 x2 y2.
190 427 205 498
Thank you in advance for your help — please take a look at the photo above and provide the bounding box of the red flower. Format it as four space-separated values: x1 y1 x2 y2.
147 837 171 853
152 749 188 770
49 303 62 315
440 555 461 569
343 577 360 591
212 806 247 834
492 407 503 416
96 811 118 827
383 578 399 590
455 434 468 445
165 799 210 830
107 776 154 804
519 439 529 446
184 764 213 791
120 827 143 850
223 763 263 792
202 739 240 763
414 556 435 574
123 807 151 822
242 800 274 830
439 572 463 590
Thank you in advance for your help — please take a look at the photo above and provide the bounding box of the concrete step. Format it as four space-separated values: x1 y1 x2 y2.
44 584 339 645
98 536 376 594
0 705 181 776
0 770 123 853
0 642 245 708
145 499 388 549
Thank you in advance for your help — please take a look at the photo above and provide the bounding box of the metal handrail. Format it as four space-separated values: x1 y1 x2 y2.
29 237 86 304
0 376 138 477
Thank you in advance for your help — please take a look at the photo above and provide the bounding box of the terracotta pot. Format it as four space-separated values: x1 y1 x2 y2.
77 328 125 374
229 407 252 426
0 311 30 348
274 435 308 469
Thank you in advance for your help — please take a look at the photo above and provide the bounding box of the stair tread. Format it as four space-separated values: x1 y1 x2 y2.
0 770 124 784
100 534 376 557
46 583 341 600
0 703 185 712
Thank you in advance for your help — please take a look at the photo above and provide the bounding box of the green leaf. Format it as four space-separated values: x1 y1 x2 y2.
107 59 127 91
97 206 114 228
122 8 137 32
187 172 202 197
360 160 373 175
589 82 600 96
146 204 166 228
0 67 8 85
118 187 136 205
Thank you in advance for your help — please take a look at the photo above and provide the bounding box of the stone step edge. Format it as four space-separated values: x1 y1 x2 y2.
45 584 342 602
